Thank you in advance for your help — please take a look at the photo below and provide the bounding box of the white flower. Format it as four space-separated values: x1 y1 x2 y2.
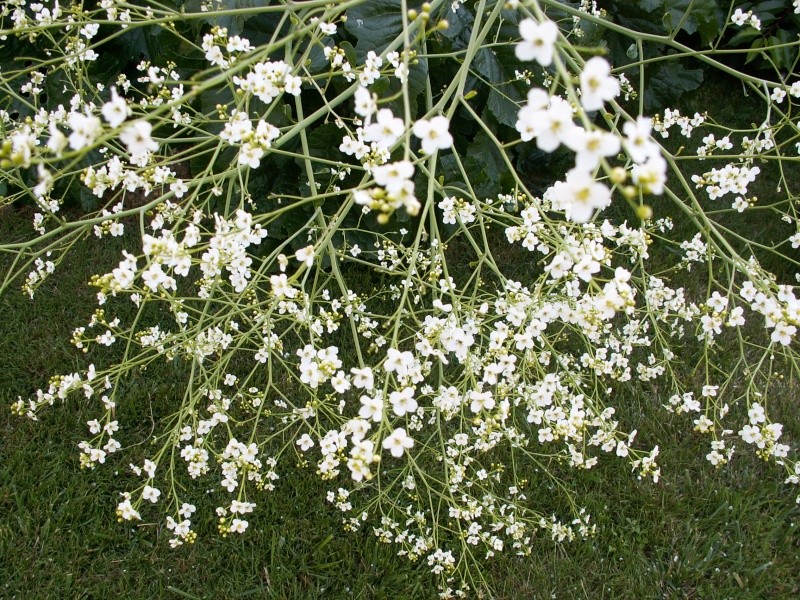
47 122 67 154
350 366 374 390
170 179 188 198
748 403 766 424
142 485 161 503
531 97 577 153
622 116 660 164
372 160 414 193
230 500 255 515
255 119 280 147
701 385 718 397
515 18 558 66
515 88 550 142
579 57 620 111
631 155 667 195
412 116 453 154
363 108 404 148
319 22 337 35
117 497 141 521
731 8 748 26
548 170 611 223
227 36 253 53
382 427 414 458
238 142 263 169
295 245 315 267
101 87 130 127
562 127 621 171
727 306 745 327
120 120 158 157
739 424 760 444
230 518 249 533
67 112 102 150
771 321 796 346
389 386 418 416
706 291 728 313
469 390 495 413
296 433 314 451
331 371 351 394
359 394 384 422
354 86 376 119
221 110 252 144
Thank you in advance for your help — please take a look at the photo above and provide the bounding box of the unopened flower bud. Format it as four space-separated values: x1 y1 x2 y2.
610 166 627 185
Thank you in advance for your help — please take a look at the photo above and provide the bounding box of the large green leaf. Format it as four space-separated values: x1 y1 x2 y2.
440 131 513 200
662 0 721 45
644 60 703 111
473 48 523 128
344 0 403 57
434 2 474 51
605 0 722 43
768 29 798 72
304 123 344 163
603 0 667 35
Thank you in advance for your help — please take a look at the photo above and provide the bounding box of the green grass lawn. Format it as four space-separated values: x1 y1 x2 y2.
2 203 799 600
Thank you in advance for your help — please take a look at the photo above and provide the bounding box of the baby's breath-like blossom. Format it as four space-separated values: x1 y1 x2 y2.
515 18 558 66
318 21 337 35
372 160 414 193
67 112 102 150
296 434 314 451
623 117 661 164
389 386 417 417
579 57 620 112
770 87 786 104
295 245 315 267
562 127 621 171
101 87 130 127
359 393 384 422
731 8 748 26
7 5 800 594
120 120 158 157
230 518 249 533
548 170 611 223
351 366 374 390
412 116 453 154
142 485 161 503
116 496 141 521
382 427 414 458
354 86 376 119
517 95 577 153
731 8 761 30
363 108 404 148
631 155 667 195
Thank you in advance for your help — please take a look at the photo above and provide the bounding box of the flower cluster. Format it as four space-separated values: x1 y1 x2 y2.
731 8 761 31
4 2 800 596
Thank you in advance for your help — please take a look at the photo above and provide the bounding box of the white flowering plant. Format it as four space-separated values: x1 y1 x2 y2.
2 0 800 595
